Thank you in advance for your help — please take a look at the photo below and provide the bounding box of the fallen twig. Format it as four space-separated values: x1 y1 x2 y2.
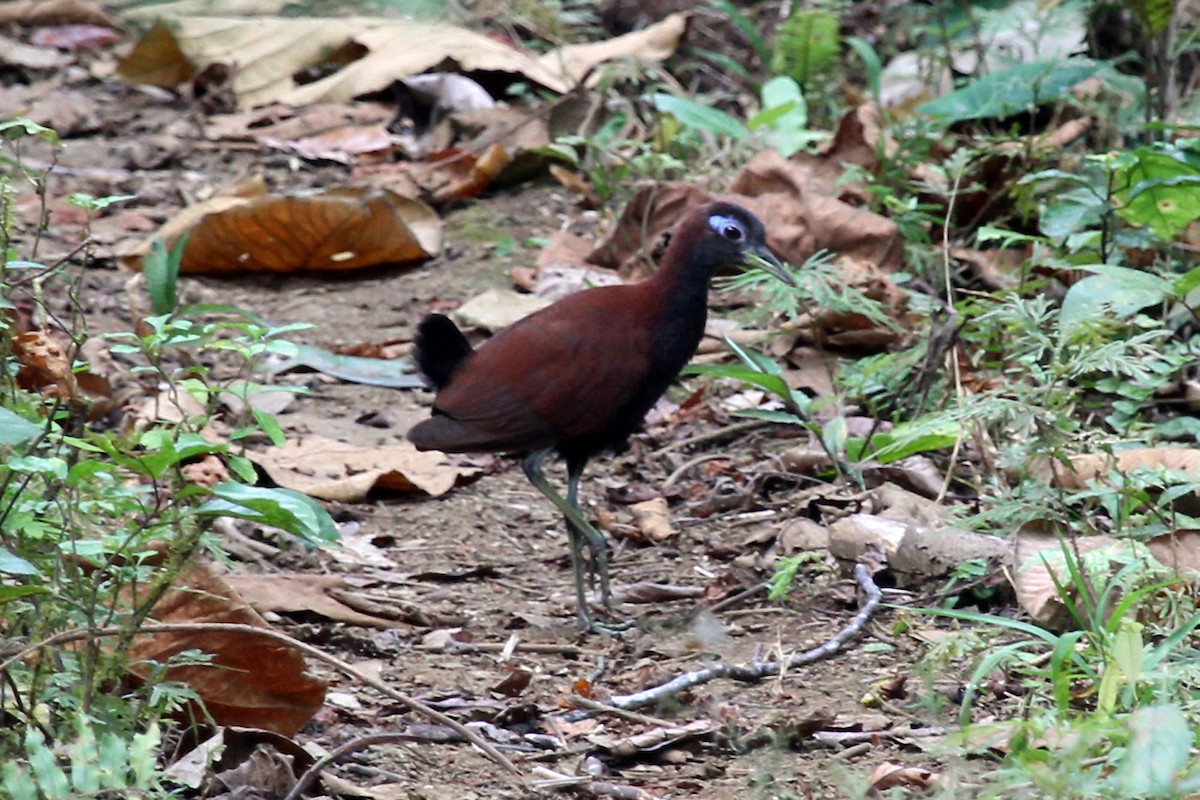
813 725 947 748
604 562 882 712
531 766 661 799
569 695 677 728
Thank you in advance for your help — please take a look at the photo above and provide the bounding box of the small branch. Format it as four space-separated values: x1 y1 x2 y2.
568 695 676 728
284 732 413 800
0 623 525 784
651 419 770 457
414 641 582 657
531 767 661 799
605 563 882 712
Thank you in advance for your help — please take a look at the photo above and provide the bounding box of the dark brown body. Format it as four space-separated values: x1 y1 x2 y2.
407 261 709 469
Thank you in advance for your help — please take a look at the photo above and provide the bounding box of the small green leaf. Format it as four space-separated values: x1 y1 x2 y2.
820 415 847 459
0 407 43 446
198 483 339 546
1059 265 1172 333
844 36 882 100
653 93 748 140
264 343 425 388
143 234 186 315
1174 264 1200 297
251 407 287 448
1120 705 1191 796
732 408 805 425
918 60 1097 124
871 421 960 463
0 547 39 576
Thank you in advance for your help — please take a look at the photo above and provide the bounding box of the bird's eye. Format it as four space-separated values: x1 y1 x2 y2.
709 214 746 242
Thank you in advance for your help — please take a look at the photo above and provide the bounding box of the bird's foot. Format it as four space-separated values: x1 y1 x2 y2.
582 613 636 636
588 617 636 635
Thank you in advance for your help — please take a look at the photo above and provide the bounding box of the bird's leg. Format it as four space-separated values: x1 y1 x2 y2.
566 464 612 607
522 451 633 634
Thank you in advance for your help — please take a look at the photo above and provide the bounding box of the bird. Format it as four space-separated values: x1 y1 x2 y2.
407 201 793 633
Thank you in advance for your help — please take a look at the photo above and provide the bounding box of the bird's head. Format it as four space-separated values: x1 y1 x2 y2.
669 201 795 286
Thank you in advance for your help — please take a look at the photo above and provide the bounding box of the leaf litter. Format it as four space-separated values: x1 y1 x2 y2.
6 2 1172 797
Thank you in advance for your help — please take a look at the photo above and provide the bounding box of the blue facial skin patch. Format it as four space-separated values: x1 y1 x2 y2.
708 214 745 240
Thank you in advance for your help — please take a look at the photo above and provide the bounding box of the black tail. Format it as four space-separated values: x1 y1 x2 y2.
413 313 472 390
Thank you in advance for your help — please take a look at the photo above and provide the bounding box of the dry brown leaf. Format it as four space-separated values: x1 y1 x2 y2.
535 13 689 87
263 123 393 165
13 331 77 400
0 0 117 28
534 264 623 303
126 553 327 736
204 102 391 143
180 454 229 489
1145 531 1200 577
787 103 895 204
118 15 684 109
30 24 121 50
0 33 66 69
121 186 441 274
1011 525 1128 628
430 143 512 204
629 497 678 542
589 719 719 758
730 150 905 272
165 727 314 790
224 573 403 629
1056 447 1200 516
1060 447 1200 487
869 761 939 793
255 436 478 500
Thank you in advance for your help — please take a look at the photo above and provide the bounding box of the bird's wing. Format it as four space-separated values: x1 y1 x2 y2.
416 288 657 451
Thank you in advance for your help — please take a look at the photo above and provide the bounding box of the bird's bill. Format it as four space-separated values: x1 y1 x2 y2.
745 244 797 287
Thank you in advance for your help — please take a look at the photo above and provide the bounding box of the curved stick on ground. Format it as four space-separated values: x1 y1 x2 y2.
605 562 883 712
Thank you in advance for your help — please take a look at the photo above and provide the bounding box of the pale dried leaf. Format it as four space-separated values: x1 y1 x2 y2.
452 288 551 332
629 497 678 542
255 436 477 500
869 761 939 792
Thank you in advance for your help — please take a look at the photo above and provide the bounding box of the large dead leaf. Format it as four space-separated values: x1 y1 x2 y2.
729 150 905 271
255 436 479 500
1056 447 1200 516
126 553 327 737
118 14 688 109
586 176 904 278
535 12 689 87
0 0 116 28
1010 527 1134 629
121 186 441 274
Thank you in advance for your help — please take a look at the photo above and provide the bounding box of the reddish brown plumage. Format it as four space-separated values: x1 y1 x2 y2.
408 201 782 468
405 201 786 631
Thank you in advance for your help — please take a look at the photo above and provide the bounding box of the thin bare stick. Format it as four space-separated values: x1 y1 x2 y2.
603 562 882 712
569 695 676 728
651 419 769 457
284 732 415 800
0 622 524 783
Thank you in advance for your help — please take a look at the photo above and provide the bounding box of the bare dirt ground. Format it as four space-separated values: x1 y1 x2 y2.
11 74 973 799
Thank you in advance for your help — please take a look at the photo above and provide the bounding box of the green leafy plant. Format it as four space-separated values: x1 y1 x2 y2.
0 119 337 796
